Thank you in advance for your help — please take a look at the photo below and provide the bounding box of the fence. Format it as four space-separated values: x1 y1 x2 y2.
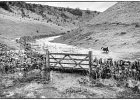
1 49 140 83
90 57 140 82
0 50 49 81
46 49 140 82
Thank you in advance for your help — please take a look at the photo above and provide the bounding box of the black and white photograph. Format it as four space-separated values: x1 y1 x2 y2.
0 0 140 99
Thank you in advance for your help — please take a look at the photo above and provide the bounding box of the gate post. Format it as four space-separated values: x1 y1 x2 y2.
89 51 95 83
41 49 50 82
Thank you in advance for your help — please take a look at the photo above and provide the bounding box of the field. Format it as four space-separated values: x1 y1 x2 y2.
0 44 140 98
1 1 140 99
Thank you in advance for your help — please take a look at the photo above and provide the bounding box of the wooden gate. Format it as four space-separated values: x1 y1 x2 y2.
45 49 93 73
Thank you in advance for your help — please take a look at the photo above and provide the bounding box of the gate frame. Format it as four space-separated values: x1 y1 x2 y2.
44 49 93 82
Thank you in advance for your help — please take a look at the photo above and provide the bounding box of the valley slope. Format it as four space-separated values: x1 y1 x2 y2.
0 1 99 50
52 2 140 60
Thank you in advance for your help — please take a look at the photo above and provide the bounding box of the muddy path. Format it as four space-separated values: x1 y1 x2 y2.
34 36 122 61
34 35 140 61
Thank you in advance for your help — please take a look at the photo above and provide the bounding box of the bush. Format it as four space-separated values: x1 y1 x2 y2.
66 8 82 16
61 13 68 19
135 23 140 27
36 30 39 33
120 32 127 35
0 2 12 12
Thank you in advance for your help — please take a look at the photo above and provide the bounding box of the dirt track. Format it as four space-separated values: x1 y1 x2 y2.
35 35 140 62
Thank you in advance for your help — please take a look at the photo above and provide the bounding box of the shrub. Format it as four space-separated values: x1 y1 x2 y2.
61 13 68 19
0 2 12 12
66 7 82 16
120 32 127 35
135 23 140 27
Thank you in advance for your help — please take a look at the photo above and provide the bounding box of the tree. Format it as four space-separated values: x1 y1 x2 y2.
73 8 82 16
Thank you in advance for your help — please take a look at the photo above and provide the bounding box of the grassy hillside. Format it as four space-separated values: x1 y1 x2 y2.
0 14 64 37
0 1 100 29
88 1 140 25
0 8 63 49
0 1 100 50
52 2 140 53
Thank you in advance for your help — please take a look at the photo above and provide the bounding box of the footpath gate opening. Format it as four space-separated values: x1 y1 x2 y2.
47 50 93 70
43 49 93 81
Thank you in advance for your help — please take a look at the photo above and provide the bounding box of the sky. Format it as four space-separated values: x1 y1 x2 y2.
27 2 117 12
